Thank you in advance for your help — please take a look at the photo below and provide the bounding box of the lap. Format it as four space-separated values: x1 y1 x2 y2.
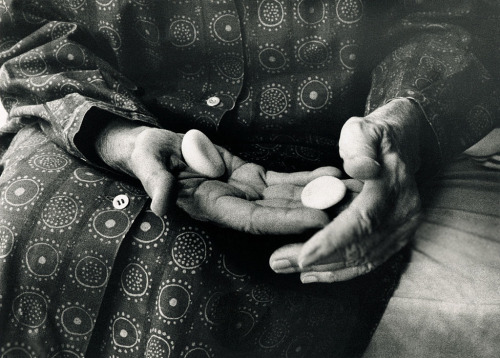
0 126 401 358
364 157 500 357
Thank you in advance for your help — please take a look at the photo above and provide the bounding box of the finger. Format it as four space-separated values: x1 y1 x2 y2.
191 181 330 234
219 198 330 234
269 243 303 273
343 179 364 193
262 184 302 201
266 166 342 186
300 265 372 283
130 154 177 217
254 198 304 209
339 117 382 180
270 243 346 274
215 144 247 174
298 179 388 268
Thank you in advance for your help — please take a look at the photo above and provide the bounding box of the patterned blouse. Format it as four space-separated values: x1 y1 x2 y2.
0 1 499 357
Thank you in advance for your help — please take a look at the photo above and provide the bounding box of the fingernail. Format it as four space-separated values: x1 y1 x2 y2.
301 275 318 284
270 259 294 273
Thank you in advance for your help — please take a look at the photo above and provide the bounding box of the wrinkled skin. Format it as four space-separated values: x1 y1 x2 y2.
95 119 342 235
269 98 423 282
96 98 423 282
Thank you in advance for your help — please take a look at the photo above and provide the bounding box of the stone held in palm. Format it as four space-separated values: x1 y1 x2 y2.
181 129 225 178
301 175 347 210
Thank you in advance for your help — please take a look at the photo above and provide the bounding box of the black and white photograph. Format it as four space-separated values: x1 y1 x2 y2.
0 0 499 357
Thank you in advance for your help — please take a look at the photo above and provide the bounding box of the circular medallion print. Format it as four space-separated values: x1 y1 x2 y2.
145 335 171 358
121 263 149 297
41 196 79 229
258 320 288 348
466 106 492 133
204 292 225 325
112 317 139 348
260 88 288 116
221 255 247 277
213 14 241 43
56 43 86 68
22 1 46 24
59 0 86 9
336 0 363 23
51 350 80 358
297 40 329 66
99 26 122 50
169 19 197 47
216 55 244 80
286 334 313 358
258 0 284 27
135 19 160 44
158 284 190 320
297 0 325 24
61 306 93 335
74 168 105 183
251 284 275 303
172 232 207 269
19 52 47 76
93 210 129 239
299 79 330 109
0 225 14 258
232 310 255 338
1 347 32 358
32 154 69 171
259 47 286 71
51 22 77 40
12 292 47 328
0 40 16 53
4 178 40 207
75 256 108 288
132 211 165 244
59 83 82 97
185 348 211 358
26 243 59 277
340 44 358 69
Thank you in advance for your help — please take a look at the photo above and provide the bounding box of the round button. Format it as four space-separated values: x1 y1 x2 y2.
113 194 129 209
206 96 221 107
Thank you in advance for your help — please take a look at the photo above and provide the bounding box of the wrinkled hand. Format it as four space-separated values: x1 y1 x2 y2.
95 119 340 235
270 98 423 282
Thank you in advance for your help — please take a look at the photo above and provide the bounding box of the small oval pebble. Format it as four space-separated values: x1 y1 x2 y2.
181 129 225 178
301 176 347 210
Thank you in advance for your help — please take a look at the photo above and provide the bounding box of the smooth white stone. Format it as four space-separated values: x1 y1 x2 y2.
181 129 225 178
301 176 347 210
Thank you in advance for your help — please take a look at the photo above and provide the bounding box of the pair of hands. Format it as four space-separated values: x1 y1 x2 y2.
96 99 423 283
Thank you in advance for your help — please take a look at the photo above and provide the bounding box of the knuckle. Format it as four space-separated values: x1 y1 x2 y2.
352 207 377 237
323 272 338 283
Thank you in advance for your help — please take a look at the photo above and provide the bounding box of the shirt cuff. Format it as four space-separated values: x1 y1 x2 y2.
41 93 160 168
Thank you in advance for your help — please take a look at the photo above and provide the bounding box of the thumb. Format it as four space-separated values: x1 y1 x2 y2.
339 117 382 180
129 152 177 217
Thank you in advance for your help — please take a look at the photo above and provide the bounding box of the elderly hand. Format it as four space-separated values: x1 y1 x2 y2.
270 98 423 282
95 119 340 235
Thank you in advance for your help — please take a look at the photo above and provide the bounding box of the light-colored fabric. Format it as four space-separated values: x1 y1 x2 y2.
465 128 500 170
364 157 500 358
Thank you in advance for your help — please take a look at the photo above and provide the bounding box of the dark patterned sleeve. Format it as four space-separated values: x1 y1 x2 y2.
0 1 159 164
365 1 500 170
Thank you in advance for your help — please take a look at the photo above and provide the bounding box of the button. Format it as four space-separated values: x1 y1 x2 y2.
206 96 220 107
113 194 129 209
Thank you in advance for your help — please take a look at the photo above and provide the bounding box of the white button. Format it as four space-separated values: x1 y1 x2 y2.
113 194 129 209
206 96 220 107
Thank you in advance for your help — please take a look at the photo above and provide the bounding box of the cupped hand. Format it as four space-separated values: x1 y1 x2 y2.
270 98 424 282
95 119 341 235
